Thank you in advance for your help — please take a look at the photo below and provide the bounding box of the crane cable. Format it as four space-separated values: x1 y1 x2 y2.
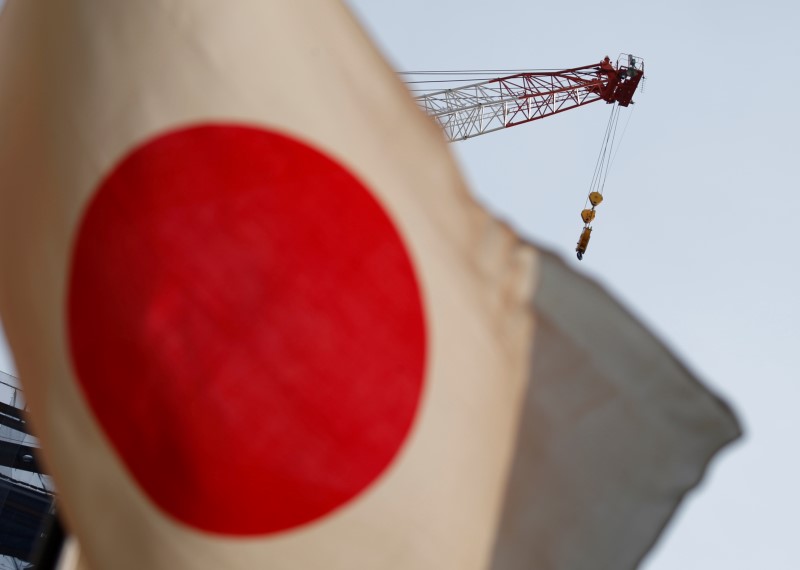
576 104 633 260
587 105 621 207
397 69 554 93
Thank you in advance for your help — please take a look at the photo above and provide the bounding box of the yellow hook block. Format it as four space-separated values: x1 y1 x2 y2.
576 226 592 260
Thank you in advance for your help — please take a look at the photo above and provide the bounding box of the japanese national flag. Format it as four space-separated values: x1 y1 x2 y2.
0 1 739 569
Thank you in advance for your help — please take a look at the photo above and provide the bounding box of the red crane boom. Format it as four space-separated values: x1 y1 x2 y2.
413 54 643 142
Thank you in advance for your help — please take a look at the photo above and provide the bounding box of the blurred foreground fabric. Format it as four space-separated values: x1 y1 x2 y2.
0 1 739 568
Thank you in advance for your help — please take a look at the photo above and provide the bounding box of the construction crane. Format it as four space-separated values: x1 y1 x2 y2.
407 54 644 259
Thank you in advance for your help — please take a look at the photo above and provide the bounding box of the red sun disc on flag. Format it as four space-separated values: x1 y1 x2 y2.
67 124 427 535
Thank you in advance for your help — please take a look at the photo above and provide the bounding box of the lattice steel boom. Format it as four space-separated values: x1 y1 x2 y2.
414 54 643 142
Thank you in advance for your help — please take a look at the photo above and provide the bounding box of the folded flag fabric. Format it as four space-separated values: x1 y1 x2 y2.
0 1 739 569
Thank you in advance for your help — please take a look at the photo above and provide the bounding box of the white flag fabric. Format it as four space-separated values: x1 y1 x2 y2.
0 1 739 569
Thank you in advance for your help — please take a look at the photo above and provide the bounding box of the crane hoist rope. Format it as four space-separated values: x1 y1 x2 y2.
576 59 639 260
577 104 623 260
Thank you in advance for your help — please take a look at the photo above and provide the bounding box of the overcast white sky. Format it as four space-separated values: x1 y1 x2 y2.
1 0 798 568
342 0 800 567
